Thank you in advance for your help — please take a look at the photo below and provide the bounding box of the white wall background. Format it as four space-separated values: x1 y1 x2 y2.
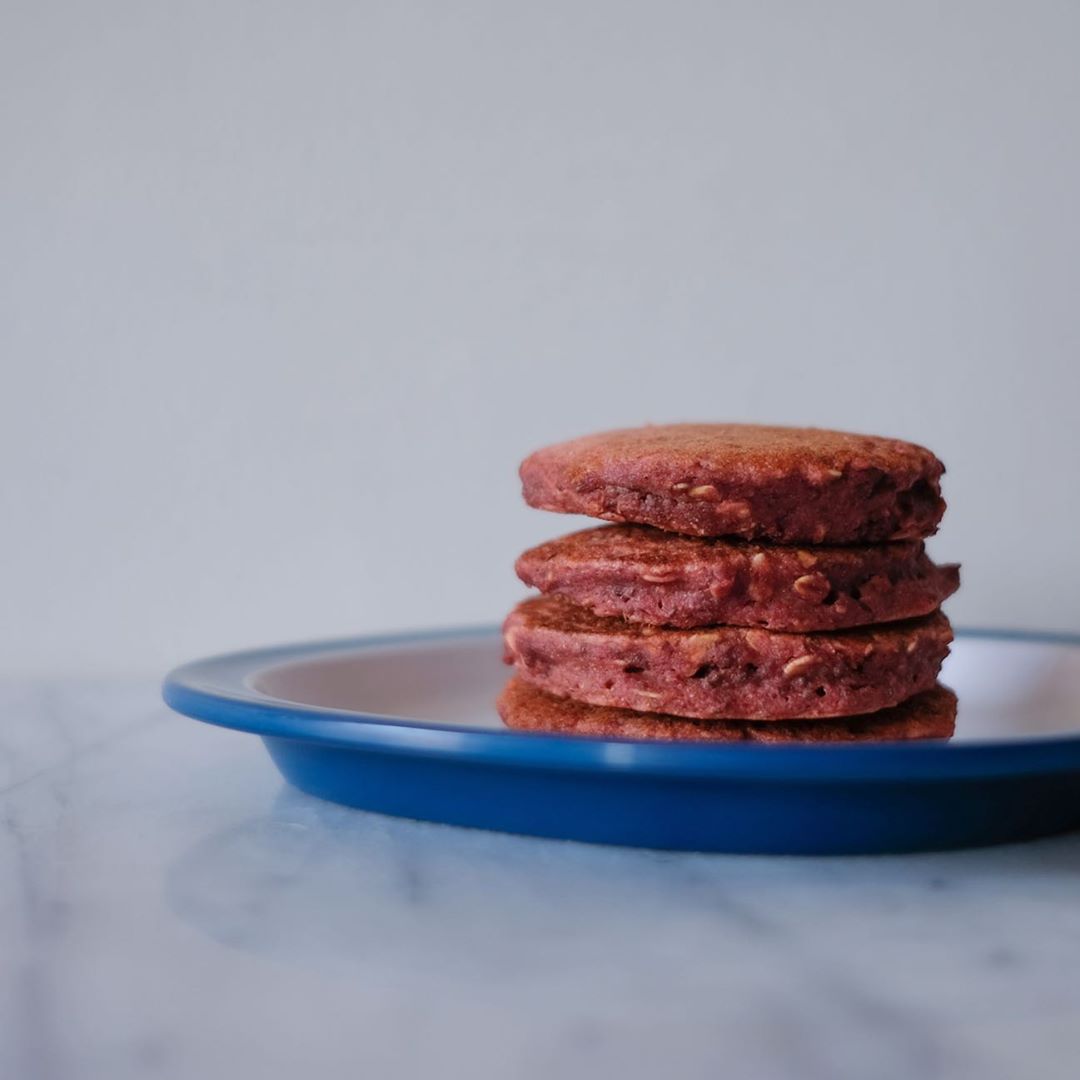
3 0 1079 676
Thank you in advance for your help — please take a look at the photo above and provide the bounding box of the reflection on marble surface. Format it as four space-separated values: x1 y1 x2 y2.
3 679 1080 1080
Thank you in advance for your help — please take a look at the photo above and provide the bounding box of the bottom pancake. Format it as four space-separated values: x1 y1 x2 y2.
497 678 956 743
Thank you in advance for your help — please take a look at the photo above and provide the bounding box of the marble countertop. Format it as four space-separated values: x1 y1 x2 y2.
3 679 1079 1080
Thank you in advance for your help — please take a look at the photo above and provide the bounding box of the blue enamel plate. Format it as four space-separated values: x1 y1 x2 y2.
163 629 1080 854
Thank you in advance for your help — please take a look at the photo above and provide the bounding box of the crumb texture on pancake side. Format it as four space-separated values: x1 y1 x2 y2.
502 595 953 721
516 524 959 631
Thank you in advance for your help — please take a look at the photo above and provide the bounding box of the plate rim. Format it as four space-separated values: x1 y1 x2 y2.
162 625 1080 782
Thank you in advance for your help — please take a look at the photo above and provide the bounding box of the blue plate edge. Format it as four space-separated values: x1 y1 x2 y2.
162 624 1080 783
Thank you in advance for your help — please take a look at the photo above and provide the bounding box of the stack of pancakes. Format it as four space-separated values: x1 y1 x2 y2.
499 424 960 743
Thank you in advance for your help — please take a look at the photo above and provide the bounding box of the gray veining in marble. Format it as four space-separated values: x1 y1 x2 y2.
2 680 1079 1080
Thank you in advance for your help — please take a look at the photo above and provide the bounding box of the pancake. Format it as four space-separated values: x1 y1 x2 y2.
520 423 945 543
516 524 959 631
502 595 953 721
498 677 957 742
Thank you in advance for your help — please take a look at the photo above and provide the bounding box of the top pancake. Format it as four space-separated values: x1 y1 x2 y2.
520 423 946 543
